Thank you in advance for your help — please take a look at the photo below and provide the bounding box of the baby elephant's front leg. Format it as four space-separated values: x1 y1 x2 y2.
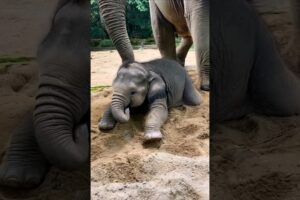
144 98 168 141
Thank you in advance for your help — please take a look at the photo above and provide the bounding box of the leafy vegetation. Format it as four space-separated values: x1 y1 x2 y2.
91 0 152 47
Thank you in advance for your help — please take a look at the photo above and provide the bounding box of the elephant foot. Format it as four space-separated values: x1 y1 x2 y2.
0 152 48 188
98 118 116 131
144 131 163 141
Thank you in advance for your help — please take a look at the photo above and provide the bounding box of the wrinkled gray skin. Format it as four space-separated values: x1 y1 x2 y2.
211 0 300 122
99 0 209 91
0 0 90 188
99 59 202 141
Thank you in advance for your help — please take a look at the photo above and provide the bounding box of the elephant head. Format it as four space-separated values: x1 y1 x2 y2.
99 0 135 62
111 62 150 122
33 0 90 170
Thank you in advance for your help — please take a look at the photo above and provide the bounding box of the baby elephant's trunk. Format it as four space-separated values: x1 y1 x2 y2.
111 92 130 123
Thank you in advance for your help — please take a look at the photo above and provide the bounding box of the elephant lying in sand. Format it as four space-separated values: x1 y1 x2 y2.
211 0 300 122
0 0 89 188
99 59 202 141
99 0 209 91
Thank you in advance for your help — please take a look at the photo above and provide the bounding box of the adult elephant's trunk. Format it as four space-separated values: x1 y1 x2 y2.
99 0 134 62
32 0 90 171
33 76 89 170
111 91 130 123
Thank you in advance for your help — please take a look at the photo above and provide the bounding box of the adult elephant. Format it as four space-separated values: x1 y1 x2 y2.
0 0 90 188
211 0 300 122
99 0 209 91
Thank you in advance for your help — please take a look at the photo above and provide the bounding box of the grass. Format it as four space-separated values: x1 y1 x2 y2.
0 57 35 64
91 37 195 51
91 85 111 93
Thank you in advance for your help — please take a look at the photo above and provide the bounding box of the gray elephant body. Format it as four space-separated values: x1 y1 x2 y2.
150 0 209 90
211 0 300 122
143 59 194 107
99 58 201 141
0 0 90 188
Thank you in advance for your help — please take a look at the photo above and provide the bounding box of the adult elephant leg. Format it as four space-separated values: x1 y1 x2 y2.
0 112 49 188
290 0 300 69
149 0 176 60
185 0 210 91
250 13 300 116
176 36 193 66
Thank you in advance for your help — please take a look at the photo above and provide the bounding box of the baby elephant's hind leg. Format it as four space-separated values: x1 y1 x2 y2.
0 112 49 188
183 75 203 106
144 98 168 141
98 105 116 131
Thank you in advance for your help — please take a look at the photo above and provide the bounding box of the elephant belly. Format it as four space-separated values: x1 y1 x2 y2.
154 0 190 37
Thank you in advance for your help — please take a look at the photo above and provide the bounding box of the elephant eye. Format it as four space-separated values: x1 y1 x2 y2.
131 91 136 96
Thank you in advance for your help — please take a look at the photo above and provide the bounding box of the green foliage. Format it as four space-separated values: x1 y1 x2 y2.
91 85 111 93
90 0 153 41
126 2 152 38
90 0 108 39
128 0 149 12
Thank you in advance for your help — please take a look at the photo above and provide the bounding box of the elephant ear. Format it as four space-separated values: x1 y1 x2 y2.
147 71 167 104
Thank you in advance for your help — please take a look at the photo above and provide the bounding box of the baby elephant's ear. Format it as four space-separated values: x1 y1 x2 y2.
147 71 167 104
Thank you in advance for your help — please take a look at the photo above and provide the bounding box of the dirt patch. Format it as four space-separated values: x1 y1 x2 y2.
211 115 300 199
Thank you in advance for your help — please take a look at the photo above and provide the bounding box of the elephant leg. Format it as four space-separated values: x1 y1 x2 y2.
149 0 176 60
98 105 117 131
185 0 209 91
290 0 300 68
176 36 193 66
0 112 49 188
251 66 300 116
183 74 203 106
144 98 168 141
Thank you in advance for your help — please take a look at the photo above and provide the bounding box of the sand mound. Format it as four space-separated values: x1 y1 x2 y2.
91 152 209 200
211 114 300 199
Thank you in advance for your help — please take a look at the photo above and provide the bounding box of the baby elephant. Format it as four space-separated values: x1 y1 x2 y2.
99 59 202 141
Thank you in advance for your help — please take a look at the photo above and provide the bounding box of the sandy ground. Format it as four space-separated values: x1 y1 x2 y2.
91 49 210 200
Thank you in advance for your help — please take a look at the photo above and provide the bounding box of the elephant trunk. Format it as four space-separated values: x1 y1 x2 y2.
99 0 134 62
33 76 89 170
111 91 130 123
